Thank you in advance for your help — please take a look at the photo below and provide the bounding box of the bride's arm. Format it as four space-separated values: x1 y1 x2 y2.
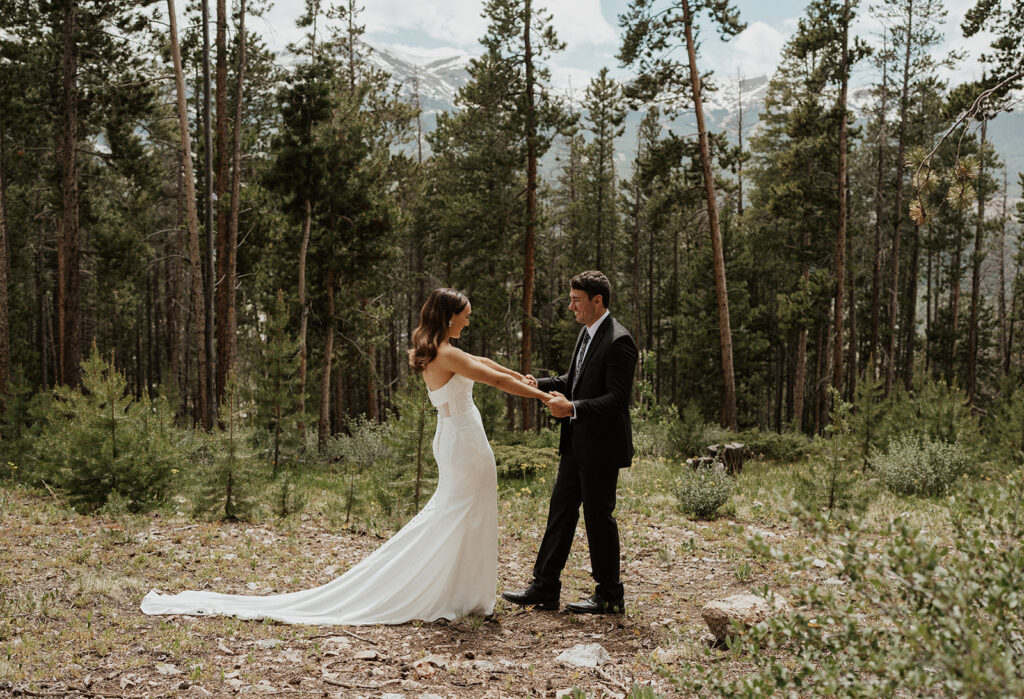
474 355 525 381
439 346 550 402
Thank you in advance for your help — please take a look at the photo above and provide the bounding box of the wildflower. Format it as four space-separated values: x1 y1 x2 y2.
171 469 179 474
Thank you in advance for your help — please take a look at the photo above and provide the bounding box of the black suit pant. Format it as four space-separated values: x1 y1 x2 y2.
532 448 623 600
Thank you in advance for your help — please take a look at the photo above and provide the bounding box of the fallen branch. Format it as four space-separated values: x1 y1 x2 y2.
596 667 630 692
321 677 401 690
304 628 377 645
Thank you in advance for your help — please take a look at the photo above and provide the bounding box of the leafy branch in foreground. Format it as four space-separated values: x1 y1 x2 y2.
666 471 1024 697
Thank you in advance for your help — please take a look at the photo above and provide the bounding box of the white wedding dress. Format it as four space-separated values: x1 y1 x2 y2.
140 373 497 625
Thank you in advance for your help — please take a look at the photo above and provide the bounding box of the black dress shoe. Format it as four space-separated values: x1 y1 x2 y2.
565 594 625 615
500 587 559 610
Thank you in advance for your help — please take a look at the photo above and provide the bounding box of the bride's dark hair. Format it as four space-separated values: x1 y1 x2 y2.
408 288 469 373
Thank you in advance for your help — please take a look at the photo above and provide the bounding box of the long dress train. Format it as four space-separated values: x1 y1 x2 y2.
140 374 497 625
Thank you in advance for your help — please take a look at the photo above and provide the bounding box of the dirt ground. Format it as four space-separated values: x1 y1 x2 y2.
0 481 792 698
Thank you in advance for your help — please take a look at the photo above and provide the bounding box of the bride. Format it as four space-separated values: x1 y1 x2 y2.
141 288 552 625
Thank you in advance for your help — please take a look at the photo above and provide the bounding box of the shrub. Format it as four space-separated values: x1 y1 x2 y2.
739 428 814 463
672 462 733 519
667 471 1024 697
491 444 559 479
794 390 868 518
33 348 181 512
873 433 966 497
667 401 730 458
191 378 263 521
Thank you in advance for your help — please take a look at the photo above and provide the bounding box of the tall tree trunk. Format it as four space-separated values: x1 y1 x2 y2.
520 0 537 431
832 0 851 394
167 0 210 428
736 69 744 218
966 119 987 403
0 123 9 402
318 270 336 450
201 0 217 422
869 38 889 374
57 0 81 387
948 216 963 384
903 223 920 390
885 0 914 396
221 0 245 404
848 234 858 398
682 0 737 429
999 171 1009 375
214 0 232 402
298 199 311 438
34 190 49 389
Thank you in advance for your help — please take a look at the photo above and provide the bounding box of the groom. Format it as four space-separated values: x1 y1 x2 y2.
503 271 638 614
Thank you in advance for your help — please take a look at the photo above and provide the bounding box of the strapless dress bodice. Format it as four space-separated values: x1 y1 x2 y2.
428 373 475 418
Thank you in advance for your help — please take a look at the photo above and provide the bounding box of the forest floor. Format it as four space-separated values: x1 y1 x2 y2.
0 456 953 698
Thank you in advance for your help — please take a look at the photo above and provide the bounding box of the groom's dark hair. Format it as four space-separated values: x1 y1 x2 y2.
571 271 611 308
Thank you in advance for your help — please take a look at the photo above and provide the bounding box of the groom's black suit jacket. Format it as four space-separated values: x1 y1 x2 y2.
538 316 637 469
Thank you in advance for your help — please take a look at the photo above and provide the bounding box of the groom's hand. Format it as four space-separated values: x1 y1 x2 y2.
522 374 538 388
546 391 573 418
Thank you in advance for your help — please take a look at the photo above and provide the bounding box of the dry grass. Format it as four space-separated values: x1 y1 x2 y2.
0 454 968 697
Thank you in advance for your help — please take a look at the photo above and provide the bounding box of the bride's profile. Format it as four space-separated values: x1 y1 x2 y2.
140 288 551 625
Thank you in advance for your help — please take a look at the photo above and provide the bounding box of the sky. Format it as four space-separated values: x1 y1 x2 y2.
249 0 998 93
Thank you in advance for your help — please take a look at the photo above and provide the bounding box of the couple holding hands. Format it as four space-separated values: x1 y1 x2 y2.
142 270 638 625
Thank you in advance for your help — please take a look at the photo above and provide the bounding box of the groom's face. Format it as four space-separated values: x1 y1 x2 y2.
568 289 602 326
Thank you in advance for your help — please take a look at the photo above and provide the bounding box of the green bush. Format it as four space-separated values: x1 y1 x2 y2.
874 433 966 497
672 462 733 519
739 428 814 463
667 400 730 458
33 348 181 512
492 443 559 479
668 472 1024 697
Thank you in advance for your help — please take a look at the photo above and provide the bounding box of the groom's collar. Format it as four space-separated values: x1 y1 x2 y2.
585 309 610 336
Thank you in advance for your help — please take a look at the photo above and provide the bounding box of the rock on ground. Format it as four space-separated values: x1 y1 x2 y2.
700 593 790 642
555 643 611 668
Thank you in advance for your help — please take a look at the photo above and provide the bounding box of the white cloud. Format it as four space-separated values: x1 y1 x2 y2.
537 0 618 48
703 21 788 80
362 0 488 47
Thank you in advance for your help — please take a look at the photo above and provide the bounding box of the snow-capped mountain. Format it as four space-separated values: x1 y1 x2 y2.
364 42 473 114
366 43 1023 193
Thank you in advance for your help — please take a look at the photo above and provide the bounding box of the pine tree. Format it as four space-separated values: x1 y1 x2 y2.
619 0 745 429
35 347 180 512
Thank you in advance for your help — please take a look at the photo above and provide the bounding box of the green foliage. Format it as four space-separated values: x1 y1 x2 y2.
191 378 263 521
795 389 868 518
667 401 730 458
738 428 814 463
33 348 180 513
383 380 439 516
0 366 51 477
491 444 559 479
327 418 393 526
672 462 734 520
252 290 304 478
874 433 967 497
983 383 1024 467
668 471 1024 697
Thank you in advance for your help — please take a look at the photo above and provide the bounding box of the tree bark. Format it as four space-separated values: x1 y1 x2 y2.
682 0 737 429
832 0 851 395
999 171 1009 375
885 0 914 396
0 123 10 402
318 270 336 450
221 0 245 403
966 119 987 403
520 0 537 431
903 223 920 390
948 215 964 384
201 0 217 421
57 0 81 387
214 0 232 402
869 38 889 374
167 0 210 428
298 199 311 438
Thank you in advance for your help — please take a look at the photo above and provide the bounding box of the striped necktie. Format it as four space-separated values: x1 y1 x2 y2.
572 329 591 396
